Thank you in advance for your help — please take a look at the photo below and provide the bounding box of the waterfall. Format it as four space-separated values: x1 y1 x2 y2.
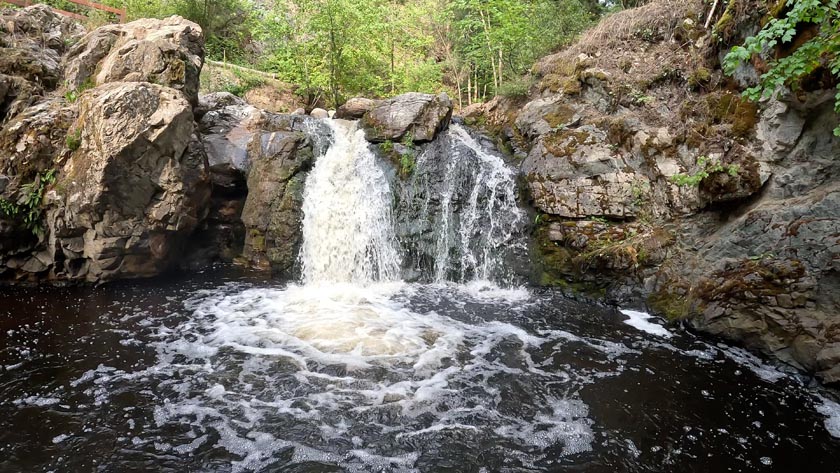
300 119 525 286
300 120 402 284
397 124 526 284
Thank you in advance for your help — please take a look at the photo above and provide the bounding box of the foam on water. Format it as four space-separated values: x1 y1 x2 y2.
815 395 840 438
127 283 595 471
619 309 672 338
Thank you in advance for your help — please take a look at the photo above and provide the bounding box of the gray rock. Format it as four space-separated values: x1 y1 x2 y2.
335 97 380 120
46 82 210 282
361 92 452 143
240 129 314 274
64 16 205 105
310 108 329 119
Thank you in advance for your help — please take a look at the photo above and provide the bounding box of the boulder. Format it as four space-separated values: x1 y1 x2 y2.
45 82 210 282
198 103 261 190
0 5 85 91
240 129 314 274
335 97 380 120
0 99 76 195
64 16 204 105
361 92 453 143
310 108 329 119
195 91 246 119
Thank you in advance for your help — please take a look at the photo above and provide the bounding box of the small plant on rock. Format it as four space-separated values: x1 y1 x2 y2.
671 156 740 187
0 169 57 237
65 129 82 151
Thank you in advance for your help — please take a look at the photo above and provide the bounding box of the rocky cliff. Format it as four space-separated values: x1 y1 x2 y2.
465 0 840 384
0 6 456 284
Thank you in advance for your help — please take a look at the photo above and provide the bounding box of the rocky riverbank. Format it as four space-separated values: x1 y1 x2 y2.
464 0 840 384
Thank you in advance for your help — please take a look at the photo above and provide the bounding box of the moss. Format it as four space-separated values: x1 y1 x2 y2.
543 129 590 156
648 288 694 321
543 104 577 129
687 66 712 90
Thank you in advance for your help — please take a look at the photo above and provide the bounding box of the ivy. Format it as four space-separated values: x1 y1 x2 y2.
722 0 840 136
0 169 57 237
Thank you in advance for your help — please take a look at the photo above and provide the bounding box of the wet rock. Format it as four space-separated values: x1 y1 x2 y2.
64 16 204 105
335 97 380 120
361 92 453 143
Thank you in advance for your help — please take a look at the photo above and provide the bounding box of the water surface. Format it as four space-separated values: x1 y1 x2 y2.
1 268 838 472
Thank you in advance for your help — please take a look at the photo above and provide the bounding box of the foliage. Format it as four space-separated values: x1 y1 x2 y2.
399 133 416 177
64 78 94 103
497 76 535 98
0 169 57 237
449 0 593 103
671 156 740 187
65 129 82 151
722 0 840 136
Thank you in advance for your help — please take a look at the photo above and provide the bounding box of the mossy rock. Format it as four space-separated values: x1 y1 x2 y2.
543 129 591 156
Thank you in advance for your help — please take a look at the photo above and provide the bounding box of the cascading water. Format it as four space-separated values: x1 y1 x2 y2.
7 119 840 473
397 124 527 284
300 120 402 284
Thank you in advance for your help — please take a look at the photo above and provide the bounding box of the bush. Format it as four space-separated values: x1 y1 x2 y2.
497 77 535 98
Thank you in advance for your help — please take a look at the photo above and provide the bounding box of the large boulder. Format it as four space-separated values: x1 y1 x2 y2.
361 92 452 143
64 16 204 105
42 82 210 282
335 97 380 120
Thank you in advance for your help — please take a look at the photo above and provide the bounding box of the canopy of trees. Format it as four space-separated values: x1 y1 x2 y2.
64 0 595 107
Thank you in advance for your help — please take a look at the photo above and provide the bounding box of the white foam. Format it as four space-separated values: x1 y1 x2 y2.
717 345 787 383
619 309 672 338
815 395 840 438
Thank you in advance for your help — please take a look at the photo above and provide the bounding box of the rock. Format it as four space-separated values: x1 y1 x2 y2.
291 108 305 115
198 103 261 190
64 16 204 105
515 96 579 140
47 82 210 282
0 99 76 196
521 125 648 218
0 5 85 91
0 73 42 122
335 97 380 120
195 92 246 119
310 108 329 119
240 129 314 274
361 92 453 143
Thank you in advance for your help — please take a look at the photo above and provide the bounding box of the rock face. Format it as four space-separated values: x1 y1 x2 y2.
64 16 204 105
192 96 328 273
361 92 453 143
474 0 840 383
47 82 210 281
0 7 211 283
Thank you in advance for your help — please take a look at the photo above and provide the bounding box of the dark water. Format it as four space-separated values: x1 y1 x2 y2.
1 267 838 472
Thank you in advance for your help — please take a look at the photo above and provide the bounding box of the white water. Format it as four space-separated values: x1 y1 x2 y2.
300 119 401 284
421 124 525 282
